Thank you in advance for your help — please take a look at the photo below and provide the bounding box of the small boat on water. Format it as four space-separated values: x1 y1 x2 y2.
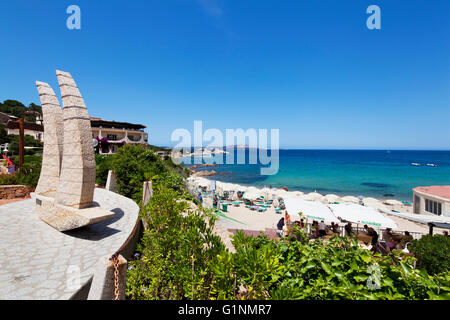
411 163 420 166
426 163 437 167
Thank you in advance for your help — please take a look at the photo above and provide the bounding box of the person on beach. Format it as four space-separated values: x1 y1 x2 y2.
383 228 397 250
311 221 320 238
197 193 203 203
285 211 291 225
318 220 326 238
363 225 369 234
331 222 340 234
368 227 379 249
300 219 305 228
345 222 353 236
276 217 285 238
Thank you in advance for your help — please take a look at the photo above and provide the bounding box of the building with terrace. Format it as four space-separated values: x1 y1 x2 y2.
90 117 148 154
413 186 450 217
6 119 44 142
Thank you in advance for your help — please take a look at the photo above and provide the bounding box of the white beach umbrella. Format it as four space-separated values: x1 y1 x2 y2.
340 195 360 204
329 203 398 229
362 197 387 211
243 190 260 200
384 199 403 206
195 177 210 187
292 191 305 198
324 194 341 203
284 198 340 223
303 192 324 201
273 197 279 207
243 187 261 200
362 197 379 204
273 188 287 196
261 188 273 201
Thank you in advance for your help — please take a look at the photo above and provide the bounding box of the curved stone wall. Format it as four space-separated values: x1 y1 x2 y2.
0 188 139 300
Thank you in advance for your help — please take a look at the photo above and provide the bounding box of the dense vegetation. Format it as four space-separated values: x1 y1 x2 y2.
126 186 450 299
0 100 42 122
0 155 42 186
95 144 190 204
5 134 43 155
410 235 450 275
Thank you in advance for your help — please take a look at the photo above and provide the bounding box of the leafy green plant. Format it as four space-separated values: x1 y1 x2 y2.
0 155 41 186
410 234 450 275
110 144 188 203
126 186 224 300
95 154 113 186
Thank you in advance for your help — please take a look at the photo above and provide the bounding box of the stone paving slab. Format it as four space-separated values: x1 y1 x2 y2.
0 188 139 300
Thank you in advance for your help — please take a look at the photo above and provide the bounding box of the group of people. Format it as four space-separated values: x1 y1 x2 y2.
276 212 422 255
276 213 341 239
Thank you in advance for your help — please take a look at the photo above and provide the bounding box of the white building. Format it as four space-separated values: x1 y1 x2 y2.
90 117 148 155
413 186 450 217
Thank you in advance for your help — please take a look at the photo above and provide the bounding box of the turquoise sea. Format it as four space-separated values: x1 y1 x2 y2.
187 150 450 201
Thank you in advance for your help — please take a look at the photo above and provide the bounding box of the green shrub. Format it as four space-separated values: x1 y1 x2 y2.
16 157 42 187
0 155 41 187
110 144 188 203
0 173 18 185
410 234 450 275
8 135 43 155
95 154 113 186
126 186 224 300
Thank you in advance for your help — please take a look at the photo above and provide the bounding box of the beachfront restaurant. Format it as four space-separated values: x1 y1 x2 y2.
412 186 450 216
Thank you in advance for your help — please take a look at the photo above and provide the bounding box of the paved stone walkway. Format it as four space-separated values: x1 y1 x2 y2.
0 198 28 206
0 188 139 300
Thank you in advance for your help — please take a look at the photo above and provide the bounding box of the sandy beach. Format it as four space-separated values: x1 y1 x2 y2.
188 175 448 237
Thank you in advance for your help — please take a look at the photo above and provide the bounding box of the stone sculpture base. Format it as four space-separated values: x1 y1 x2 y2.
33 192 115 232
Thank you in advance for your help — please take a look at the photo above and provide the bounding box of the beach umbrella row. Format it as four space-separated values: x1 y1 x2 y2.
284 198 340 223
340 195 360 204
329 203 398 229
323 194 340 203
284 198 398 229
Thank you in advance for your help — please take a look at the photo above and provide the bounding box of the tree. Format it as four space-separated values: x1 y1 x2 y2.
0 125 9 144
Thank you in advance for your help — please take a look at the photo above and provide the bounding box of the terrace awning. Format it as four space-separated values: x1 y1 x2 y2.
284 198 340 223
329 203 398 229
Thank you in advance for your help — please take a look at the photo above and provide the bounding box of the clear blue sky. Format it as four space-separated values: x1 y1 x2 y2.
1 1 449 149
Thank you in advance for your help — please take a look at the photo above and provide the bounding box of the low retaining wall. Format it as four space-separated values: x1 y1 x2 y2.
0 185 34 199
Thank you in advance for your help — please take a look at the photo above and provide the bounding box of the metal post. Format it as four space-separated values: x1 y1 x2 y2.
18 118 24 170
428 223 434 235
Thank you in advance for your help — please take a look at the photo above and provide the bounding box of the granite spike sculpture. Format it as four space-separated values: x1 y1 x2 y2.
55 70 96 208
34 70 114 231
35 81 64 194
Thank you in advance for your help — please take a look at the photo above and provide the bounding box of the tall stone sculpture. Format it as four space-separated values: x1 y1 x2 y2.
55 70 96 208
34 70 114 231
35 81 64 194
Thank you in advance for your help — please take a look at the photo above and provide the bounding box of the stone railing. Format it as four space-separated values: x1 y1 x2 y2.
0 185 35 199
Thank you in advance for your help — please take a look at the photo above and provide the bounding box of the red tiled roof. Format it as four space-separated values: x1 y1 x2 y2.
6 120 43 132
414 186 450 200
